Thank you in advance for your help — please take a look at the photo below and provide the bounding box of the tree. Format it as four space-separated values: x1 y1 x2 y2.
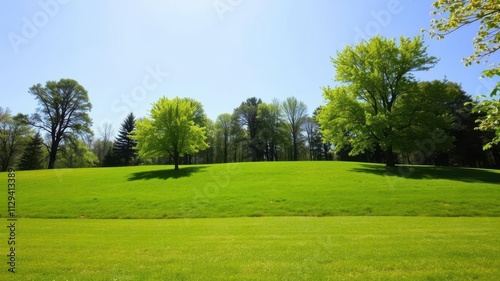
112 113 138 166
0 108 31 171
258 100 284 161
133 97 209 170
429 0 500 149
93 123 114 165
215 113 232 163
281 97 308 161
29 79 92 169
18 132 45 170
317 36 446 166
58 136 98 168
233 97 263 161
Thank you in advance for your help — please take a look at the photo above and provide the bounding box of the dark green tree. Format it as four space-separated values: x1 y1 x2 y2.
29 79 92 169
18 132 45 170
0 108 31 171
233 97 263 161
112 113 138 166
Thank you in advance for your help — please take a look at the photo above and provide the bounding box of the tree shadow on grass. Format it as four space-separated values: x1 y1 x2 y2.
127 166 207 181
351 163 500 184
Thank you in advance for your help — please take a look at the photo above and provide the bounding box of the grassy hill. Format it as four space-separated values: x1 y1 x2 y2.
1 161 500 280
5 161 500 219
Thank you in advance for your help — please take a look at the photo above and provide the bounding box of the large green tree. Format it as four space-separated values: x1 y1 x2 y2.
317 36 451 166
430 0 500 149
29 79 92 169
133 97 208 170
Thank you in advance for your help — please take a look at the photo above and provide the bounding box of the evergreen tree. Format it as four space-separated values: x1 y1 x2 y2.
112 113 138 166
18 132 44 170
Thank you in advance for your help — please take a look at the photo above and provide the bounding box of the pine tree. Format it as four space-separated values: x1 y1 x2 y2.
112 113 138 166
18 132 44 170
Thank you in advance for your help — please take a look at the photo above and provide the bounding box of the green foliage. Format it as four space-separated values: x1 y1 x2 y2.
257 100 285 161
215 113 232 163
9 217 500 280
318 36 457 166
18 131 45 170
110 113 138 166
430 0 500 69
28 78 92 169
58 137 98 168
0 107 31 171
233 97 263 161
430 0 500 149
133 97 208 170
470 96 500 149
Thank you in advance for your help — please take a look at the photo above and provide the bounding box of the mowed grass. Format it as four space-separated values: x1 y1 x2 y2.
1 162 499 280
2 161 499 219
5 217 499 281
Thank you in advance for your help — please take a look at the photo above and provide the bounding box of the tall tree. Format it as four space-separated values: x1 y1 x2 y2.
429 0 500 149
18 131 45 170
317 36 445 166
215 113 232 163
281 97 308 161
133 97 208 170
112 113 138 166
0 108 31 171
29 79 92 169
258 100 284 161
233 97 263 161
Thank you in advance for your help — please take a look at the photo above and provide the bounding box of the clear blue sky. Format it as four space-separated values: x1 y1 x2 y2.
1 0 497 137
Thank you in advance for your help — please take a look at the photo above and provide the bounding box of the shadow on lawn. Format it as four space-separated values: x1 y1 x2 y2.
351 164 500 184
128 166 207 181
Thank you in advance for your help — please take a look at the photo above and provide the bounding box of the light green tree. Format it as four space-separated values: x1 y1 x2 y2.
317 36 457 166
133 97 208 170
429 0 500 149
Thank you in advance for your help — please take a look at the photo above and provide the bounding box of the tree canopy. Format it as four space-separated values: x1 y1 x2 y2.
133 97 209 170
29 79 92 169
430 0 500 149
317 36 456 166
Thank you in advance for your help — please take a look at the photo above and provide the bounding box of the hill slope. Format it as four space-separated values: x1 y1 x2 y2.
4 161 500 219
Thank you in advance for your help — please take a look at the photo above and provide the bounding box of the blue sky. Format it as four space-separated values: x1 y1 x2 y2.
1 0 497 137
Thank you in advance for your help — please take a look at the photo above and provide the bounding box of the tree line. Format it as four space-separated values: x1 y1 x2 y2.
1 73 498 171
2 1 500 171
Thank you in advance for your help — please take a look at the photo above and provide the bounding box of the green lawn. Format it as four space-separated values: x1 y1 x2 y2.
1 162 499 280
4 217 498 280
3 162 500 219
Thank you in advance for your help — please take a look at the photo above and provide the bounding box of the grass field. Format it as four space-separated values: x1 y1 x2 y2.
5 217 500 280
3 162 500 219
1 161 499 280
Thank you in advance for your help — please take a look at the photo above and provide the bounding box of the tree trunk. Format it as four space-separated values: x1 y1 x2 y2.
47 142 59 169
385 146 396 167
173 152 180 170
